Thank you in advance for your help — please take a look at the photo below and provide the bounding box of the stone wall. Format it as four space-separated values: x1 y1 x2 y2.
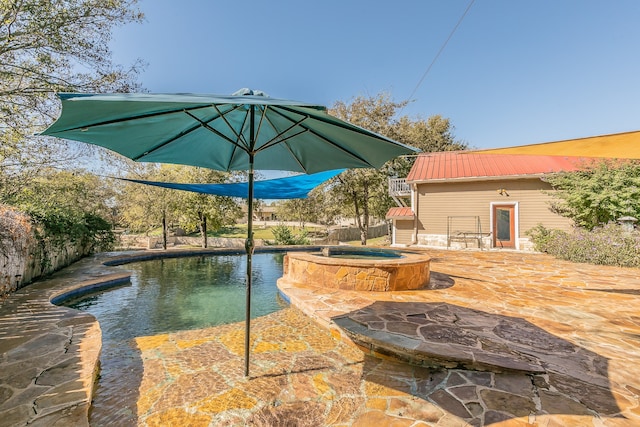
117 235 260 249
118 223 389 249
280 250 431 292
414 233 535 251
319 223 389 244
0 205 91 296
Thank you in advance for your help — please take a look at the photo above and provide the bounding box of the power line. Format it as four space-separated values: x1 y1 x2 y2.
404 0 476 107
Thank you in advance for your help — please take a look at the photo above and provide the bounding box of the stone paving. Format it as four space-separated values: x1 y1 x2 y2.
1 248 640 426
0 253 130 426
277 249 640 426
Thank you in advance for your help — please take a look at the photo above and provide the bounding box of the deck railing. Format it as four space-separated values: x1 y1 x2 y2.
388 178 410 197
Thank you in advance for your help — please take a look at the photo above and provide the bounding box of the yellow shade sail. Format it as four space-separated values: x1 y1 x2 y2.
475 130 640 159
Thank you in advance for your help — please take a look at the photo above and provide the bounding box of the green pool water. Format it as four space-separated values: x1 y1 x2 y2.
64 253 288 340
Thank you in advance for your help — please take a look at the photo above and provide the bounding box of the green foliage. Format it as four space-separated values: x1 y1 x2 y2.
168 165 241 234
117 164 241 238
526 224 559 252
0 0 144 256
389 114 469 177
1 0 145 197
3 169 116 252
27 208 115 251
81 212 116 250
527 223 640 267
276 198 320 226
1 0 144 137
270 225 310 245
544 160 640 230
327 93 466 244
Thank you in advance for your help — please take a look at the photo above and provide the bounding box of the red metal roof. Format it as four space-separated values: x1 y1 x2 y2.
386 207 414 219
406 152 591 182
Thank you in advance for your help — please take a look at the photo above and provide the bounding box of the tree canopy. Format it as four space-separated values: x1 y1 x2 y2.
1 0 144 198
0 0 145 251
1 0 144 132
325 93 467 244
544 159 640 230
2 168 117 250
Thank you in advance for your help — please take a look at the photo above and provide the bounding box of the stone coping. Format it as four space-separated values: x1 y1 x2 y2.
285 247 430 268
0 255 130 426
281 248 431 292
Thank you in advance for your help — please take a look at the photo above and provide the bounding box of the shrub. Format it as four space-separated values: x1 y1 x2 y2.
25 207 115 252
271 224 311 245
527 223 640 267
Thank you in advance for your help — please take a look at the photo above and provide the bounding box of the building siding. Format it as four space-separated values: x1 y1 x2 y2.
415 178 572 247
393 220 414 245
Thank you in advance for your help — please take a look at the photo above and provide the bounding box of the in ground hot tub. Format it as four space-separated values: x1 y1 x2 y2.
279 246 430 292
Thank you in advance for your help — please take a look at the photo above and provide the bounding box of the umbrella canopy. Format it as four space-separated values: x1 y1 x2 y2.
120 169 345 199
42 90 414 172
42 89 418 376
474 130 640 159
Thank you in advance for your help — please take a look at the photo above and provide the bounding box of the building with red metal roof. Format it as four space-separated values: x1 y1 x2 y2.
387 151 597 250
406 152 587 182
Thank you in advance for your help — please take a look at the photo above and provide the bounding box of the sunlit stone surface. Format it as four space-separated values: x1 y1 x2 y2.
2 248 640 426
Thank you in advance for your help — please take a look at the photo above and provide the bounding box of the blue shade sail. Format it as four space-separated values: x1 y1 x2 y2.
120 169 344 199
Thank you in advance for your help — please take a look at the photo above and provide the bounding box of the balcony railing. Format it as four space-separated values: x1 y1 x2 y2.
388 178 410 197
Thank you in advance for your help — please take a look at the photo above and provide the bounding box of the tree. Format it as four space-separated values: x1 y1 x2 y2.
327 93 467 244
276 198 320 227
117 164 242 247
0 0 144 199
168 166 241 248
389 114 468 177
544 159 640 230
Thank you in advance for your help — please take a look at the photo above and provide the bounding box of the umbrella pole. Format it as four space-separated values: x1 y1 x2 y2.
244 163 254 377
244 108 256 377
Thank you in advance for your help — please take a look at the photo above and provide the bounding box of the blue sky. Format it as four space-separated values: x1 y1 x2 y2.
110 0 640 150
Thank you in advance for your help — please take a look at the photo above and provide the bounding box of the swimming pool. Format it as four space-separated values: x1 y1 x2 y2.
62 252 288 425
65 253 288 340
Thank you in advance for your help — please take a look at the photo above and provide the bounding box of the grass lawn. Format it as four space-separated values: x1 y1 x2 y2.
210 225 274 240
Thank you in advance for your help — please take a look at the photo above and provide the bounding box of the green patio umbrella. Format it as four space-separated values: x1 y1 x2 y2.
42 88 418 376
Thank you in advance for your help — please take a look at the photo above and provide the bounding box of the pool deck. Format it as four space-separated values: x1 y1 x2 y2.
1 248 639 426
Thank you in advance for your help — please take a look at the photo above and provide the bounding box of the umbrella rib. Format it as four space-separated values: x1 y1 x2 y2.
133 109 247 161
132 122 202 160
255 118 309 152
257 128 309 172
267 106 375 167
275 104 388 139
183 110 247 151
49 104 216 133
251 112 312 171
208 104 253 170
254 105 268 149
211 104 251 151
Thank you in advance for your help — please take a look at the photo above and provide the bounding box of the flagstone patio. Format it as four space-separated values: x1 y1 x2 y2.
0 248 639 426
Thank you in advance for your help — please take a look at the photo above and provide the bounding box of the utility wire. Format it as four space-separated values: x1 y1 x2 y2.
404 0 476 108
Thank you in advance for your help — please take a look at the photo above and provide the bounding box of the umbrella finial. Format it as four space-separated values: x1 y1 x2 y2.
233 88 268 97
